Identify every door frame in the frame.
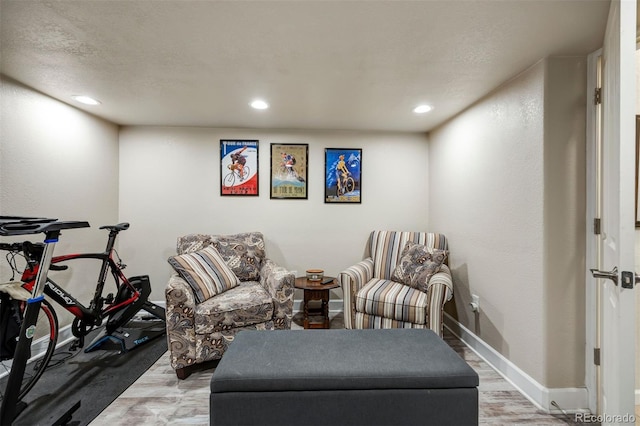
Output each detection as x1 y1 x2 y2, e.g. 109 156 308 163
585 48 602 416
585 0 637 418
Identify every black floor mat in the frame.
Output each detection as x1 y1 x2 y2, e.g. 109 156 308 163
1 319 167 425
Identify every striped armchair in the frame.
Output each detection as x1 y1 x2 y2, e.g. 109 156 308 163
339 231 453 336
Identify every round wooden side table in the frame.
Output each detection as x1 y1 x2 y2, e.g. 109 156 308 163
294 276 339 329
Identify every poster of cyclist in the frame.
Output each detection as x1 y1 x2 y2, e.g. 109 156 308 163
220 139 259 196
270 143 308 199
324 148 361 203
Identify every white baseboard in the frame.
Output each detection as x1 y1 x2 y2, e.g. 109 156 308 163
444 313 589 414
52 323 76 349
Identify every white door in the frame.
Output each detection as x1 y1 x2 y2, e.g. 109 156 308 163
587 0 636 421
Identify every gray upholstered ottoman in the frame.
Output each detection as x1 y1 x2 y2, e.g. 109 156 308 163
210 329 478 426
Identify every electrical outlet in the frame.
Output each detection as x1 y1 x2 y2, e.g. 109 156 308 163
470 294 480 312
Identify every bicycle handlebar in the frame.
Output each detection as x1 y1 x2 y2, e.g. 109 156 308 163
0 240 45 260
0 217 89 236
0 242 24 252
0 241 68 270
0 216 57 235
0 216 57 224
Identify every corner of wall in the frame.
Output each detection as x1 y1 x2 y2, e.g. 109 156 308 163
541 56 588 388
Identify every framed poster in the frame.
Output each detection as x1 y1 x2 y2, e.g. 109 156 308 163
220 140 259 196
270 144 308 199
324 148 361 204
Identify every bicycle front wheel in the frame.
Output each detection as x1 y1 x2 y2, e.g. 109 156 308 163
0 298 58 402
223 172 235 187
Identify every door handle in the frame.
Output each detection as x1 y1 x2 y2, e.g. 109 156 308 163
590 266 618 285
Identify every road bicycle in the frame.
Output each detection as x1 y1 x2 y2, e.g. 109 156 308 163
337 172 355 196
223 164 251 187
0 218 165 422
277 164 305 183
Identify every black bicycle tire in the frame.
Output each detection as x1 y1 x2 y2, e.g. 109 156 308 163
15 299 59 401
345 177 355 193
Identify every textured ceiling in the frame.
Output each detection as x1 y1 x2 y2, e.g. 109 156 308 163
0 0 611 132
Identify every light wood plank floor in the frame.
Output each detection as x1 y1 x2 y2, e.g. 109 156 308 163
91 313 578 425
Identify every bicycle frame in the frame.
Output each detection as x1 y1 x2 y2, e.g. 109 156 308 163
19 233 139 327
20 252 138 325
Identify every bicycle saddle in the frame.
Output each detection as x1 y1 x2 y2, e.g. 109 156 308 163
99 223 130 231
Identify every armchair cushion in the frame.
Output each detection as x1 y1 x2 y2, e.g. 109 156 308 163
168 246 240 303
211 233 265 281
392 242 448 292
355 278 429 324
194 282 274 334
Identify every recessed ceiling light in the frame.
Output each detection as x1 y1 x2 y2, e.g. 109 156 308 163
413 104 433 114
73 95 101 105
250 99 269 110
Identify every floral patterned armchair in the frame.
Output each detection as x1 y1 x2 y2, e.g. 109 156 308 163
165 232 294 379
339 230 453 336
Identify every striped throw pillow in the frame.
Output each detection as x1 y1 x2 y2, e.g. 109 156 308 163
168 246 240 303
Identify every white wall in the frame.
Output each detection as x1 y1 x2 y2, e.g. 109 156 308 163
429 57 587 389
0 76 120 327
429 60 545 380
542 57 587 388
118 127 430 298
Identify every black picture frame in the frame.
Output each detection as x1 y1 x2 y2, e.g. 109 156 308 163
270 143 308 199
324 148 361 204
220 140 259 196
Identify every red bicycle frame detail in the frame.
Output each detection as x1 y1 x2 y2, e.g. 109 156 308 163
19 250 140 323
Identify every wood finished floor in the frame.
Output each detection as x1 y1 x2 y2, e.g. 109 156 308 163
90 313 579 425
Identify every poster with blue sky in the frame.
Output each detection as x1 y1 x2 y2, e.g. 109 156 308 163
324 148 361 203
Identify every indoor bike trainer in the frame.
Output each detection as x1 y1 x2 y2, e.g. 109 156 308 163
84 274 166 353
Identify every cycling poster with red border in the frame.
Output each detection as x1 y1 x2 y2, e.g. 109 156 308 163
324 148 361 203
220 140 259 196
